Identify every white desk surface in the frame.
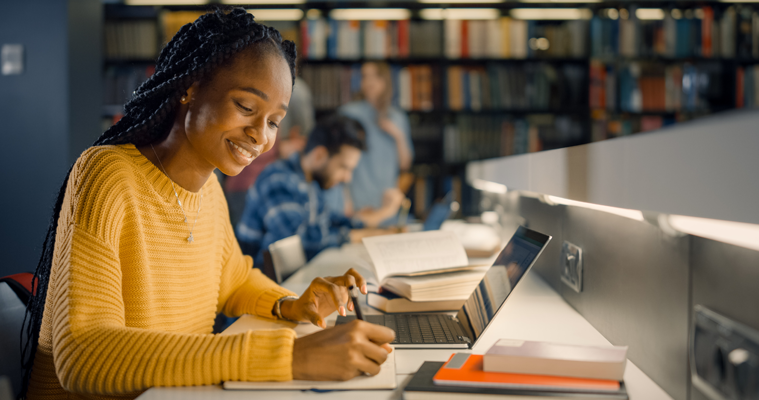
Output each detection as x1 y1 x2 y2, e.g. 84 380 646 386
138 244 672 400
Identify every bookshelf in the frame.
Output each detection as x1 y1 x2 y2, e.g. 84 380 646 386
102 2 759 216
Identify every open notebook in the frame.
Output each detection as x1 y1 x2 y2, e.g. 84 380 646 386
220 315 397 391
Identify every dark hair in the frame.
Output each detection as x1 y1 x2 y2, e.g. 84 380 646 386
304 115 366 156
20 8 296 397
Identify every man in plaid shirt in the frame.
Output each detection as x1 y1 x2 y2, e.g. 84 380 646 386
236 116 367 268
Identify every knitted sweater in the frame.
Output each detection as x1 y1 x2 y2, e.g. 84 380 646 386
27 144 297 400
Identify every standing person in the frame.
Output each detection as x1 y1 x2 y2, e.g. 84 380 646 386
224 76 314 227
21 9 393 400
328 62 412 225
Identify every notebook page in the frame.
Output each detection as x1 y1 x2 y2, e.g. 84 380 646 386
362 231 469 282
223 350 396 390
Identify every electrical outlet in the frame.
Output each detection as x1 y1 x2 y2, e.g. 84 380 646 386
560 241 583 293
692 305 759 400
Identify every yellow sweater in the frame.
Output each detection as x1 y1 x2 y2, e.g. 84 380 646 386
28 144 297 399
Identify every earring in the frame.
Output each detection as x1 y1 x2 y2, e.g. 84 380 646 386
180 96 188 103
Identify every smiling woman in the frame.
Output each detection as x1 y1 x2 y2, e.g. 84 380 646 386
22 8 394 400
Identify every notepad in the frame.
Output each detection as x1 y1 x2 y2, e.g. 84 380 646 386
223 350 396 390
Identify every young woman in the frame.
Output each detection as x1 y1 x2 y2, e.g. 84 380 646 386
326 62 412 226
21 9 393 399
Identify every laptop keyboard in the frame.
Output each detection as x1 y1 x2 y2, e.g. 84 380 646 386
365 314 465 344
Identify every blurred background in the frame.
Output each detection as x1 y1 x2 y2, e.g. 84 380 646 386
1 0 757 276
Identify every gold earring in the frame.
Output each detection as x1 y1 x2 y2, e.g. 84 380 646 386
181 96 187 103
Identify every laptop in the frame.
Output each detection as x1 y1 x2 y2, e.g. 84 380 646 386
422 191 455 231
336 226 552 349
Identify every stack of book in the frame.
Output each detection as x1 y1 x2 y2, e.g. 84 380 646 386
362 231 489 314
590 6 737 59
405 340 629 399
104 19 158 60
445 18 588 59
445 63 586 112
443 114 586 163
589 61 724 113
300 19 442 59
298 17 589 60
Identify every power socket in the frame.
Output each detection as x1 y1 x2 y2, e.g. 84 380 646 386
560 241 583 293
692 305 759 400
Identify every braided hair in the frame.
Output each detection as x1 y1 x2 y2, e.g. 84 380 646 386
20 8 296 397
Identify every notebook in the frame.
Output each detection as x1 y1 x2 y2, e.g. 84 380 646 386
223 350 396 390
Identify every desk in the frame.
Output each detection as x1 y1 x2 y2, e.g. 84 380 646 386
138 244 672 400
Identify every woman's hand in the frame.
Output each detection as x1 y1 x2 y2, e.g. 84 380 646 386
280 268 367 328
292 320 395 381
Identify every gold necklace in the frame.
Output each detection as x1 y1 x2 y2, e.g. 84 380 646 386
150 144 203 243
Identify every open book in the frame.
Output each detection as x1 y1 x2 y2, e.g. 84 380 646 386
362 231 488 302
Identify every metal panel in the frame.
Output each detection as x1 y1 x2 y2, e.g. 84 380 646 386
561 205 690 400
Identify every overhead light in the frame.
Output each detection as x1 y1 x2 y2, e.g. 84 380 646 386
421 8 500 20
545 195 645 221
519 0 601 2
247 9 303 21
329 8 411 20
635 8 665 20
125 0 208 4
472 179 508 194
666 215 759 252
419 0 504 3
510 8 593 20
225 0 305 3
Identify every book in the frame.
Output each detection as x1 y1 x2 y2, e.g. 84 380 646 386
381 266 488 302
435 354 622 393
483 339 628 381
367 290 466 313
404 361 629 400
362 231 475 283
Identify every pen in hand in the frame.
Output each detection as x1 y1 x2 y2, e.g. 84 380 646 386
348 285 364 321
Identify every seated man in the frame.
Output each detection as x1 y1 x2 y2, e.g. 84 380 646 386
237 115 379 267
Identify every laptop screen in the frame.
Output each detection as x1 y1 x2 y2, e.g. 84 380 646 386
456 226 551 344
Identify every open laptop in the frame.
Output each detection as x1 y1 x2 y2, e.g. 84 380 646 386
336 226 551 349
422 191 455 231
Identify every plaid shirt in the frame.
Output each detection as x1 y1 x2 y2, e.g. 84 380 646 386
236 153 357 268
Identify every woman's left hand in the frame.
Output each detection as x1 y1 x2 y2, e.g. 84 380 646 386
280 268 368 328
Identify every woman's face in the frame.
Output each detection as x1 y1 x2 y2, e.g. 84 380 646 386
183 47 292 176
360 63 386 106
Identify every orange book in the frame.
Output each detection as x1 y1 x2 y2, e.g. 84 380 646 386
702 6 713 57
433 354 621 393
461 20 469 59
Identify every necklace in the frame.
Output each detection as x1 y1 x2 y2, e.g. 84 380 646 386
150 144 203 243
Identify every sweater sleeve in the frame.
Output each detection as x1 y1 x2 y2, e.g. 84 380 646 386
217 214 297 319
51 224 297 396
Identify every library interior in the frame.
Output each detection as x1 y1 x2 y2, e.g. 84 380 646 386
1 1 759 400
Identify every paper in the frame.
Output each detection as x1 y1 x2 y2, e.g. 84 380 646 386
362 231 470 282
223 350 396 390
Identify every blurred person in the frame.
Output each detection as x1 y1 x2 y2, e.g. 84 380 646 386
21 10 393 400
224 76 314 226
326 62 412 226
236 115 397 269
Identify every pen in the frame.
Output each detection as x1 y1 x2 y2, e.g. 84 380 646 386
348 285 364 321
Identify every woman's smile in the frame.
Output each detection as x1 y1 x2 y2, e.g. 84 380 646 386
227 138 259 164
